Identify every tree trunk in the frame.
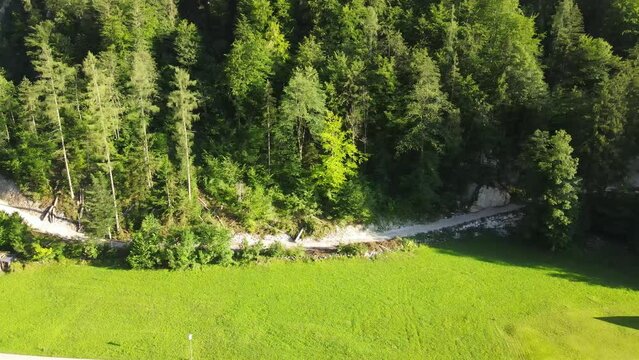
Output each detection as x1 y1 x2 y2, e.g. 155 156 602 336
41 195 59 222
142 120 152 188
138 96 152 189
297 118 304 161
182 112 192 200
105 149 121 233
31 114 38 136
91 75 120 233
267 115 272 170
52 86 75 199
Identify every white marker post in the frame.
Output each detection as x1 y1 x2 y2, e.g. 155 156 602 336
188 333 193 360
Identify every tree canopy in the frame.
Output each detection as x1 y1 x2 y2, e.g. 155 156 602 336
0 0 637 245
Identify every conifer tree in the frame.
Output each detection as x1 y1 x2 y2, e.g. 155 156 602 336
262 81 276 170
128 46 159 188
175 20 201 69
398 48 460 156
168 67 199 201
521 130 580 250
83 52 122 233
0 71 15 145
277 66 326 165
26 21 76 199
17 78 41 136
84 173 116 239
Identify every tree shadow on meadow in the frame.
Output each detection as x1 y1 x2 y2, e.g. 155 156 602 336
595 316 639 331
422 230 639 291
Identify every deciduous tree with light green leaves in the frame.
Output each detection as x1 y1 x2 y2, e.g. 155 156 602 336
312 112 364 201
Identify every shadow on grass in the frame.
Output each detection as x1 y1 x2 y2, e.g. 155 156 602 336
596 317 639 331
422 230 639 291
88 258 129 270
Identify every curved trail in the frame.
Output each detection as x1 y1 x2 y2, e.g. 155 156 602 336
0 201 84 239
0 173 522 247
0 199 521 248
232 204 524 249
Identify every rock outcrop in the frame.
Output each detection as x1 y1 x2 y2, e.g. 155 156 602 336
470 186 511 212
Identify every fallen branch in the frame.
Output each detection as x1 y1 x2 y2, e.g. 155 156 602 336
40 195 59 223
198 196 211 211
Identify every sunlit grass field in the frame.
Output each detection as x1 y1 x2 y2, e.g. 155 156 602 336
1 231 638 359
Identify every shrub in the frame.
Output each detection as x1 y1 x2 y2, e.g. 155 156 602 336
330 178 374 222
261 242 307 260
164 228 197 270
200 156 244 208
241 182 278 232
48 240 67 260
336 242 368 257
0 212 7 250
284 245 306 260
127 215 164 269
261 241 287 258
0 213 33 256
400 238 418 252
30 243 55 262
192 223 233 265
234 240 263 264
81 241 100 260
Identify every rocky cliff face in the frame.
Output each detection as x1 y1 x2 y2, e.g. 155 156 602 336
0 173 39 209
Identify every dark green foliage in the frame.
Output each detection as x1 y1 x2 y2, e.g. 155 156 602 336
127 215 163 269
0 212 32 254
192 223 233 265
164 227 197 270
234 240 263 264
521 130 581 250
336 242 368 257
127 218 232 269
261 241 306 259
64 240 101 261
261 241 287 258
0 0 637 248
83 173 116 239
200 156 279 231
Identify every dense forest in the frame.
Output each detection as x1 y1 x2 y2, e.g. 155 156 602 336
0 0 638 249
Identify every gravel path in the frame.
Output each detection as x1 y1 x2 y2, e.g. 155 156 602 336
233 204 524 249
0 194 521 248
0 202 84 240
0 172 522 247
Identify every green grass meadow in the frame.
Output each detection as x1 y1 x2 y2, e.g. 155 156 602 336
1 232 639 359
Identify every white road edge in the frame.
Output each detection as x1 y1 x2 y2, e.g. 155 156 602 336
0 354 91 360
